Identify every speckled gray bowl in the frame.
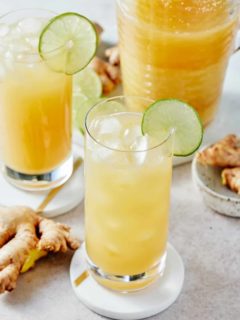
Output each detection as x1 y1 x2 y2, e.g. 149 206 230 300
192 152 240 218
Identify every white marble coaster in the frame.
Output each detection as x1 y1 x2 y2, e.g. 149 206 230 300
0 139 84 218
70 243 184 320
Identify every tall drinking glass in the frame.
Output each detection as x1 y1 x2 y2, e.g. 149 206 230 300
0 9 72 191
117 0 239 126
85 96 174 292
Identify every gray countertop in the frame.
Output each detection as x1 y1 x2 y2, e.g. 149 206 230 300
0 0 240 319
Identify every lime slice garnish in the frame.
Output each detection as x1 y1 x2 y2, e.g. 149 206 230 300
39 12 97 75
142 99 203 156
73 93 89 134
73 94 101 134
73 68 102 99
72 68 102 134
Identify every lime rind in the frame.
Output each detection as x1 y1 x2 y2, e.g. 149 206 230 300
73 68 102 99
39 12 98 75
73 94 101 134
72 67 103 134
73 94 103 134
142 99 203 157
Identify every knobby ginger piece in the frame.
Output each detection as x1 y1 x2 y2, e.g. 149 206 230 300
38 218 79 253
197 135 240 168
105 46 120 66
90 25 121 95
99 73 115 94
91 56 121 95
90 57 115 94
222 167 240 194
0 207 38 293
0 206 80 293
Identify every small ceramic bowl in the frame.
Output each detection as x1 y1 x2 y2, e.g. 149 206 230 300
192 150 240 218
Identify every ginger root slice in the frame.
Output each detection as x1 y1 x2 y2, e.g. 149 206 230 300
222 167 240 194
197 134 240 168
0 206 80 293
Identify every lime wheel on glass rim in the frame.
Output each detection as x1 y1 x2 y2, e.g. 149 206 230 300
142 99 203 157
38 12 98 75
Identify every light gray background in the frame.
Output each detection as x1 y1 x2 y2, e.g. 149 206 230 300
0 1 240 319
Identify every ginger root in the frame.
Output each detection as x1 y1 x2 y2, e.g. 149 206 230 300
197 134 240 168
0 206 79 293
222 167 240 194
105 46 120 66
198 135 240 195
91 21 121 95
91 46 121 95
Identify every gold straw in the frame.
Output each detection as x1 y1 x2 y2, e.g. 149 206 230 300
36 157 83 213
74 270 89 287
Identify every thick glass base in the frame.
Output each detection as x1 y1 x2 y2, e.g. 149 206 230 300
86 252 167 293
3 154 73 191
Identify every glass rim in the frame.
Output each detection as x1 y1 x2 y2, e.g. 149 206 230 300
85 96 175 153
0 8 65 61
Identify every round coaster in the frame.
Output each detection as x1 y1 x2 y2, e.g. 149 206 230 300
0 138 84 218
70 243 184 320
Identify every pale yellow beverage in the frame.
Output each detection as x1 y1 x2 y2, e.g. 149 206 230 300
118 0 239 125
85 97 173 291
0 10 72 190
0 63 72 175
